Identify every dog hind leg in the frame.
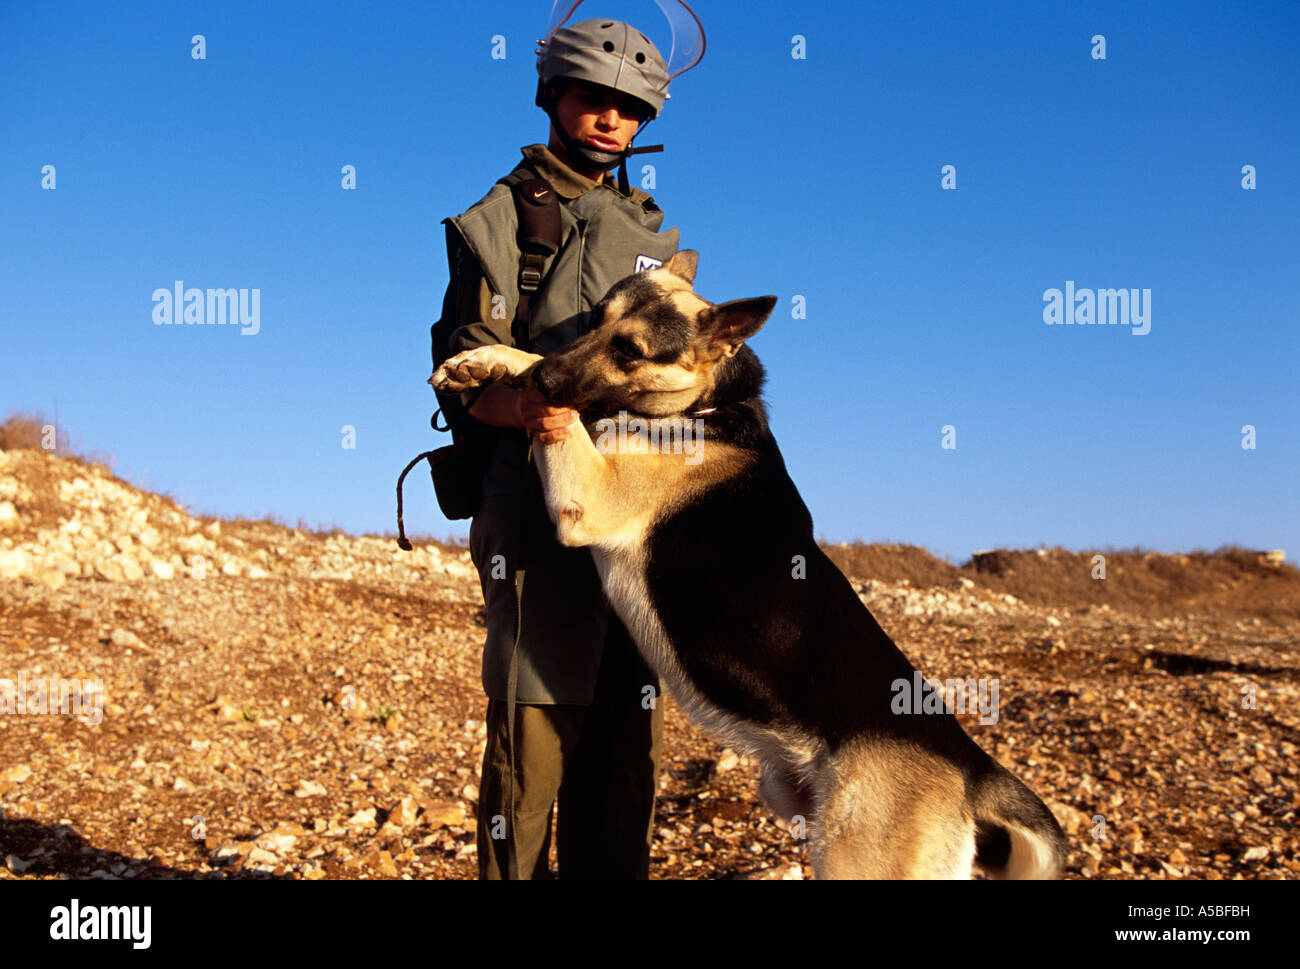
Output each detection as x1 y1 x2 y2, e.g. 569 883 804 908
809 739 976 880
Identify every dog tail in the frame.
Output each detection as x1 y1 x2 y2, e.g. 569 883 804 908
970 766 1068 879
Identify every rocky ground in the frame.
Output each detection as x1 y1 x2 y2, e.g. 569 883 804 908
0 445 1297 880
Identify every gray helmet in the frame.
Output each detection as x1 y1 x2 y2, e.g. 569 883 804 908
536 19 670 121
534 3 705 180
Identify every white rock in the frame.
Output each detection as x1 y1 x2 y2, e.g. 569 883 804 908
246 847 278 866
0 765 32 784
0 548 33 580
94 558 125 582
35 567 66 591
177 534 214 554
0 501 18 529
110 628 143 648
150 560 175 580
257 832 297 854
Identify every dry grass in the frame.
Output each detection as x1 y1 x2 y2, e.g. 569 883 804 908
0 412 55 451
0 410 118 471
294 517 348 538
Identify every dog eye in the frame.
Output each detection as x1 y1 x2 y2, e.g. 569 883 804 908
611 336 642 361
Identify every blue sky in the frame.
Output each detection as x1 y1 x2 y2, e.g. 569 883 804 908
2 0 1296 564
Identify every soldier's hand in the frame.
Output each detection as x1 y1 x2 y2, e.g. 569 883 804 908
516 388 578 444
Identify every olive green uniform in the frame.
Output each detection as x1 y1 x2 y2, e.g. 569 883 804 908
433 144 678 878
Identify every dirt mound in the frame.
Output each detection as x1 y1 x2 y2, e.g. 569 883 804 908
964 547 1300 621
822 542 1300 622
822 542 965 589
0 447 471 589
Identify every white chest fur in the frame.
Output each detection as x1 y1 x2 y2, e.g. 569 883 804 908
594 547 821 781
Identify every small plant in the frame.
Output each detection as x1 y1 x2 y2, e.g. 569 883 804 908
373 706 396 726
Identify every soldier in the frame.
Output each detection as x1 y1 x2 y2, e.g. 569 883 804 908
430 10 704 878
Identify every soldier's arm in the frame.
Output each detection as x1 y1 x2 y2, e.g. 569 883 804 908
444 256 575 439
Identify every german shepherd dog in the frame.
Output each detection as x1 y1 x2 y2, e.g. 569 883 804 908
432 251 1068 879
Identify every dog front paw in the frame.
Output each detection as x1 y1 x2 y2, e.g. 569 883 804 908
430 346 541 393
430 350 502 393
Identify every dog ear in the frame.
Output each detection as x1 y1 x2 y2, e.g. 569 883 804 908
662 250 698 285
702 296 777 356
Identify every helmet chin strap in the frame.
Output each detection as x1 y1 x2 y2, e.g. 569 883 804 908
617 118 660 194
545 99 660 193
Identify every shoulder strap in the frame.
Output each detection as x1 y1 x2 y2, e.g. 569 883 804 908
503 170 561 345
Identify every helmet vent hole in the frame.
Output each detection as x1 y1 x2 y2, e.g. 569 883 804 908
635 52 645 63
602 40 615 52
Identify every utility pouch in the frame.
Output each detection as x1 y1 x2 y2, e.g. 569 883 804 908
427 434 490 522
395 411 491 547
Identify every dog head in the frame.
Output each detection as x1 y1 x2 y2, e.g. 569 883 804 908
533 250 777 416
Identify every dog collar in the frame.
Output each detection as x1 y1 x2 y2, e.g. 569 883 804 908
690 396 753 418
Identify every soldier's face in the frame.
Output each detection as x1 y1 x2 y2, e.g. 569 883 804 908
554 81 645 156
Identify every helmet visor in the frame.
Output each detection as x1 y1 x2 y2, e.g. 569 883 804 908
542 0 706 80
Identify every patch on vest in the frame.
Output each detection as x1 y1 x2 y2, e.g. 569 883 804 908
635 254 663 273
